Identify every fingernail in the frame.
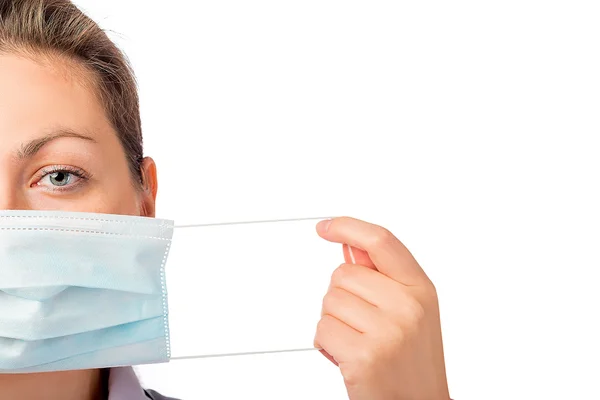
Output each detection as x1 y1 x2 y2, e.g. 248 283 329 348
317 218 332 232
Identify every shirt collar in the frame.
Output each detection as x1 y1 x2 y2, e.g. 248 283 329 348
107 367 148 400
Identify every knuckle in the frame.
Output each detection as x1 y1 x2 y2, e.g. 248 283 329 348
390 326 407 345
423 283 440 307
354 345 378 369
373 319 405 345
316 315 329 333
369 227 395 249
411 279 439 306
342 365 364 387
386 293 428 331
321 291 337 312
403 298 427 327
342 342 392 386
317 315 331 334
429 281 440 300
322 288 348 314
425 279 437 295
330 263 352 286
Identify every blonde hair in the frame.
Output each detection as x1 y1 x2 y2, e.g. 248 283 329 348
0 0 144 184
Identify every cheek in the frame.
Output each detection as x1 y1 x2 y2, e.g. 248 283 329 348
27 182 142 216
83 184 143 216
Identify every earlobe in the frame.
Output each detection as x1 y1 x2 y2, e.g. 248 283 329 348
139 157 158 217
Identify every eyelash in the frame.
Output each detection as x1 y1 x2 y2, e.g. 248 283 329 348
33 165 91 192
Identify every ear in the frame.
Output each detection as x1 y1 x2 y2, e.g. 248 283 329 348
139 157 158 217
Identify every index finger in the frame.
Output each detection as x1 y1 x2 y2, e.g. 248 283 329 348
316 216 428 286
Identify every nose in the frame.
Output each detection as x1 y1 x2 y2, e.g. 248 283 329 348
0 175 28 211
0 193 26 210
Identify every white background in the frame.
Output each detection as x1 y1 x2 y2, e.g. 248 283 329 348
74 1 600 399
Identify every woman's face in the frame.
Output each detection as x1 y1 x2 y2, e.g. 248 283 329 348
0 53 156 215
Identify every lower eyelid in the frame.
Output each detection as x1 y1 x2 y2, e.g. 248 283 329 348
37 179 83 192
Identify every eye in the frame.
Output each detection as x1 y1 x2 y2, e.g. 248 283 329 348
47 171 74 187
33 166 90 191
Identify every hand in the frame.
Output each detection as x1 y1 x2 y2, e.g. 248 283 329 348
314 217 450 400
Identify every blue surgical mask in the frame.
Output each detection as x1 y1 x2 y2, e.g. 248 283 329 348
0 210 173 373
0 210 336 374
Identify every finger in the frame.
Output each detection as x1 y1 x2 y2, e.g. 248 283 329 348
344 244 375 269
317 217 427 286
321 287 384 333
318 349 338 366
329 263 405 311
314 314 363 365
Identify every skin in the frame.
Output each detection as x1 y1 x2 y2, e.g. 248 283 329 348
0 52 450 400
0 53 156 400
315 220 451 400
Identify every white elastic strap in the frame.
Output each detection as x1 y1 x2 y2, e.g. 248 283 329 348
347 244 356 264
174 216 335 229
170 347 320 361
169 216 334 359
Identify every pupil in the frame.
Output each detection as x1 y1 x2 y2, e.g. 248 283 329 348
50 172 69 186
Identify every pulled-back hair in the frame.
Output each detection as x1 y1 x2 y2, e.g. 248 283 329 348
0 0 144 184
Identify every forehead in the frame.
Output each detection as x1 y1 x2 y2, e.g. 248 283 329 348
0 53 112 147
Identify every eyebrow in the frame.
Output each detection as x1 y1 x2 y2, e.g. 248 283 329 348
16 129 97 160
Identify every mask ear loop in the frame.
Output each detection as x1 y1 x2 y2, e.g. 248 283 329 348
173 216 335 229
168 216 338 361
345 244 356 265
170 347 319 361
